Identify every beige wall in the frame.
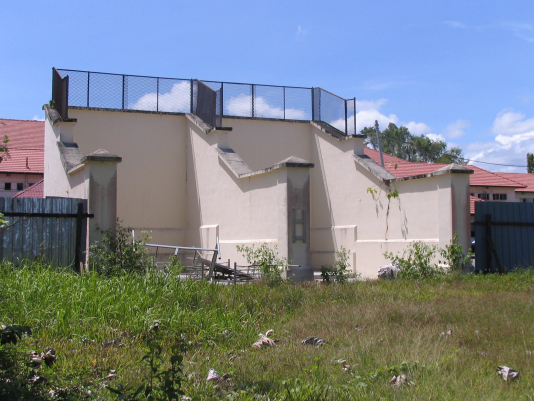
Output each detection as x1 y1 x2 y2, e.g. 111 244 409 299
224 118 313 171
185 120 282 264
66 109 188 245
308 124 470 277
45 109 471 278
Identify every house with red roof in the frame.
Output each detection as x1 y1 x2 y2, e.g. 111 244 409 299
494 173 534 203
0 119 44 198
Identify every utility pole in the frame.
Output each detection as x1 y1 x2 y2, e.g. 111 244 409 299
375 120 385 168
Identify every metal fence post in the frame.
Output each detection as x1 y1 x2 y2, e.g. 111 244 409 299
353 98 357 135
156 78 159 112
87 72 90 107
344 100 348 135
75 202 83 273
283 87 286 120
190 79 194 113
221 83 224 118
251 84 255 117
122 75 125 110
311 88 315 121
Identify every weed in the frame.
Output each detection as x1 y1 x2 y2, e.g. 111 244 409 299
440 233 473 271
385 232 472 279
384 241 445 279
107 334 185 400
88 219 153 275
320 246 353 283
236 243 287 280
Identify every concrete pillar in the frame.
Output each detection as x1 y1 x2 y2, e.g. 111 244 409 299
435 164 473 252
80 150 122 255
277 161 314 282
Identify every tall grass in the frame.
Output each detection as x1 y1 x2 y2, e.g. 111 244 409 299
1 261 534 400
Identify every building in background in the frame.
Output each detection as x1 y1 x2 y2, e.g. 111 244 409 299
0 119 44 198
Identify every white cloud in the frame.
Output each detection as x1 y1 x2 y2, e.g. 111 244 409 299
356 108 398 133
226 94 306 120
502 22 534 43
354 98 430 136
296 26 309 41
356 99 388 111
132 81 190 112
32 115 44 121
463 109 534 172
444 119 470 139
425 133 446 142
492 110 534 135
443 20 467 29
404 121 431 136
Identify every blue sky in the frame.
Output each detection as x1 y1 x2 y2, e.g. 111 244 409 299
2 0 534 172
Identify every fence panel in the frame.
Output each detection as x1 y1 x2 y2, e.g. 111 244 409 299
474 202 534 273
55 68 358 133
0 197 89 269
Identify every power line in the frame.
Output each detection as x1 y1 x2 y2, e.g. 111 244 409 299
465 159 528 168
365 130 529 169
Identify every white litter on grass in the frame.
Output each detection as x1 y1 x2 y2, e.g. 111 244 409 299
301 337 327 347
389 374 415 387
332 359 351 372
441 329 452 337
497 366 519 381
378 264 399 279
252 330 277 349
105 370 118 379
206 368 220 382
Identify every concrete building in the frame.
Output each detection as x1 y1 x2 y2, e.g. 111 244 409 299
43 69 472 278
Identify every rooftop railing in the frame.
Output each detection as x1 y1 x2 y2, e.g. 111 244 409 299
53 68 357 136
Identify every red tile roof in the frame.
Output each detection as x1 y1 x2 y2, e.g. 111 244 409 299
13 179 44 198
468 165 524 188
0 119 44 174
363 147 523 188
496 173 534 193
364 148 447 178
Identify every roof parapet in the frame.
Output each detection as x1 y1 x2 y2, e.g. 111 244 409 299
218 148 313 179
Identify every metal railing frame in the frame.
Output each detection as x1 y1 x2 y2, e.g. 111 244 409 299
145 243 219 281
54 68 357 135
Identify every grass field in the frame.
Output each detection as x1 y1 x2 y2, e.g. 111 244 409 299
1 263 533 400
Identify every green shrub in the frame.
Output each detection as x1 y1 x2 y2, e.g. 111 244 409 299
384 233 472 279
384 241 445 279
236 243 287 279
440 233 472 271
321 246 352 283
88 219 153 275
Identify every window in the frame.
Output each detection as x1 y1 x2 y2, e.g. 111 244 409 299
4 183 11 190
16 183 23 191
492 194 507 200
29 183 35 187
477 193 489 200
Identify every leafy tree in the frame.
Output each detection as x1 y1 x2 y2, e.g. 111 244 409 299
362 123 466 164
528 153 534 173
